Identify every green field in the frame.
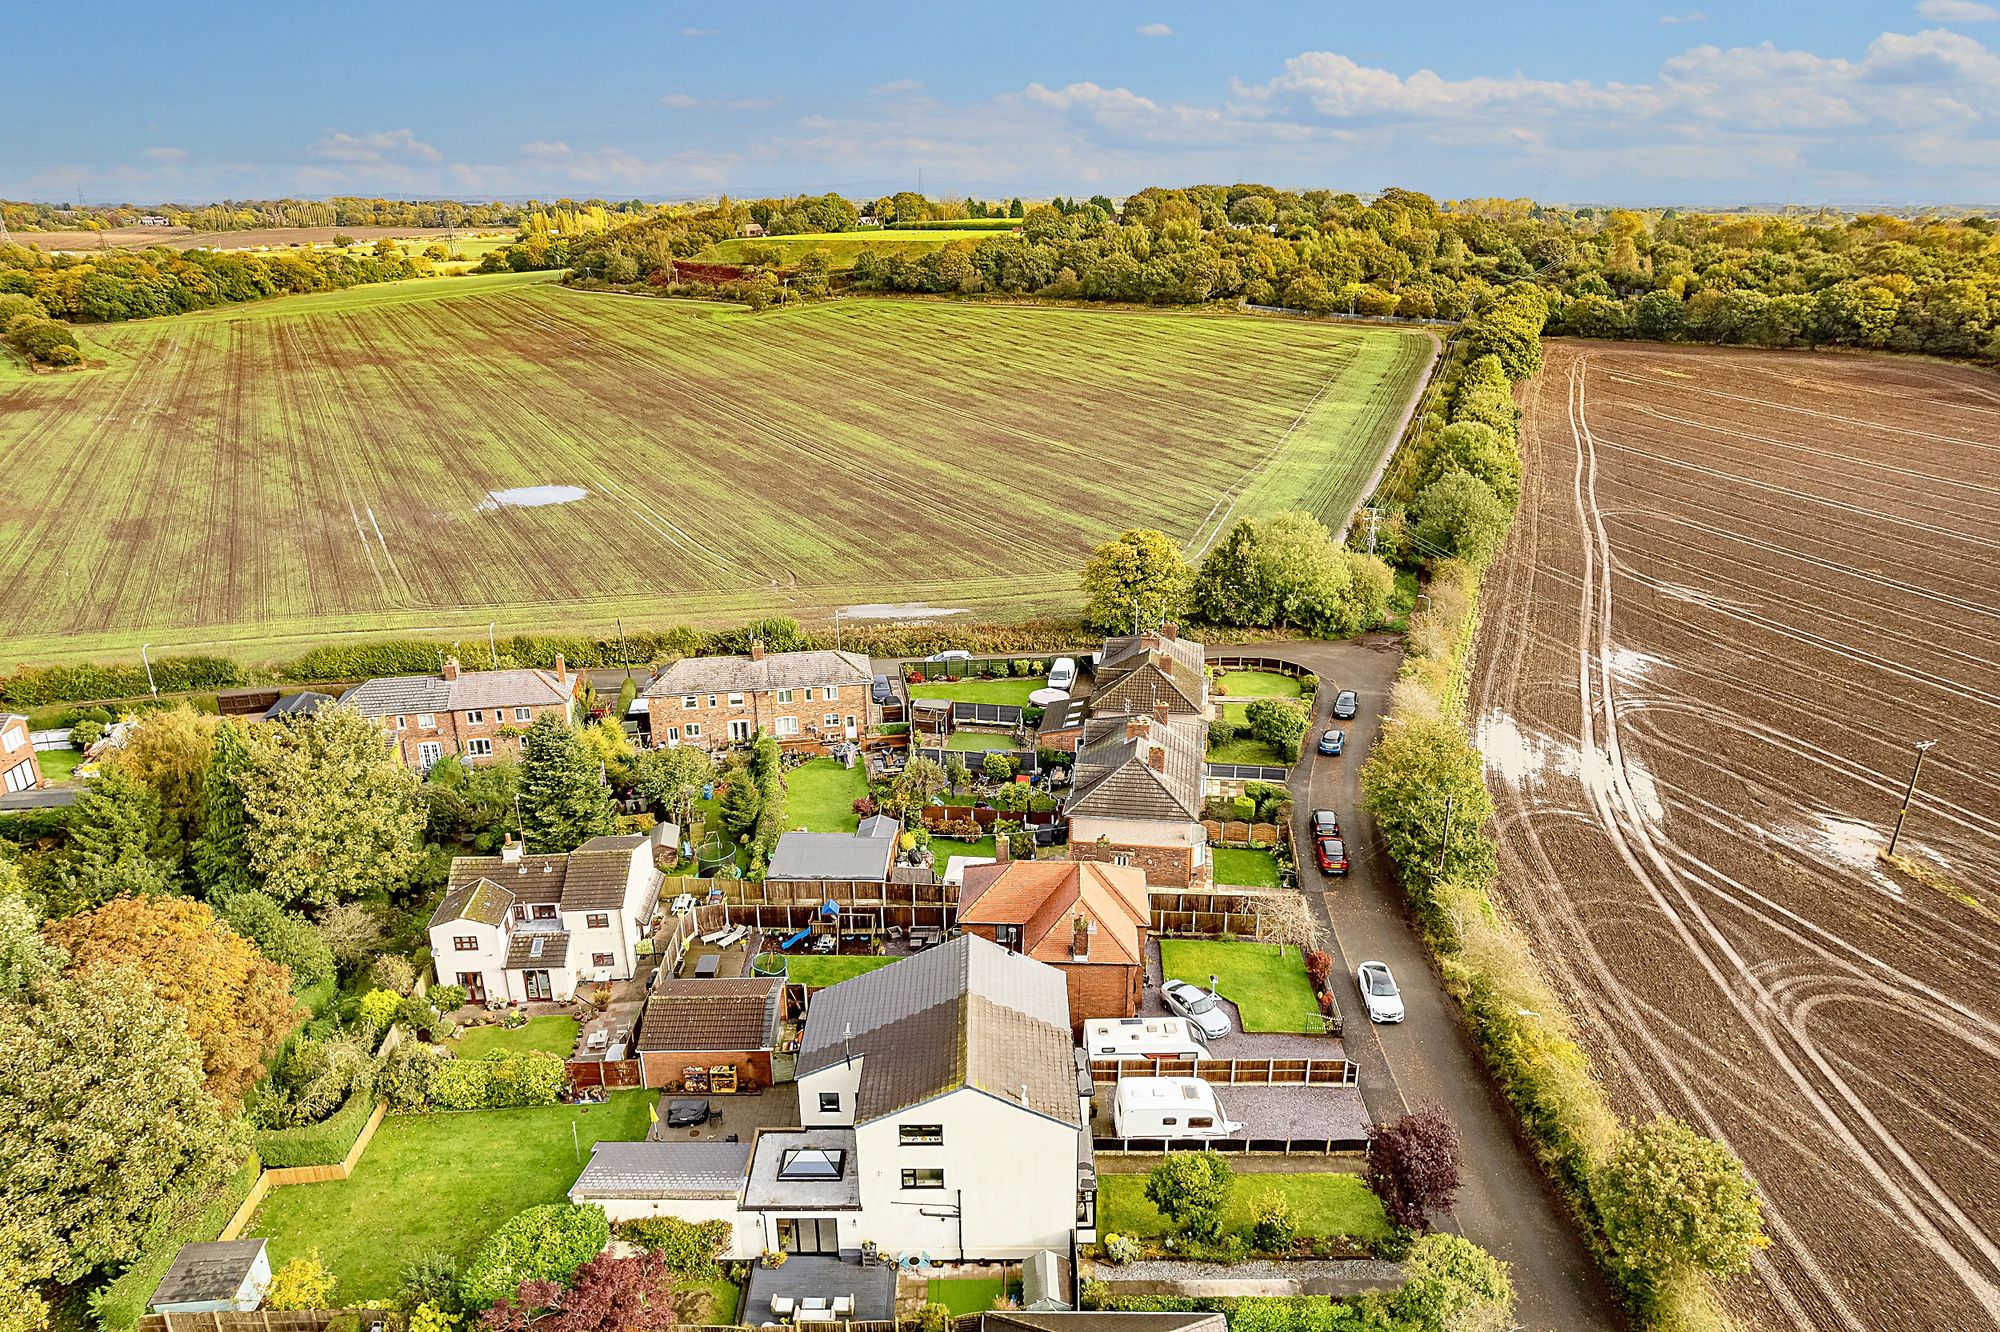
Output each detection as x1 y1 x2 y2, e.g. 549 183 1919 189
0 274 1431 663
700 229 1011 270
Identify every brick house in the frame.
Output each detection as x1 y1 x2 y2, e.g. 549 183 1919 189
640 643 874 751
1092 625 1208 718
1 715 42 795
342 656 579 770
957 857 1151 1024
634 978 783 1090
1065 707 1210 889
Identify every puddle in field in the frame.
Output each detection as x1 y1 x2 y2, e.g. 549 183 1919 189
1766 812 1901 896
1609 647 1670 681
475 485 589 512
839 603 970 620
1477 708 1667 825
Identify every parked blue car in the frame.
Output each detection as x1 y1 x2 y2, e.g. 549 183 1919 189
1317 728 1345 756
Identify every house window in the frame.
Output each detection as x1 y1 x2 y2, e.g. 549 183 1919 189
1 728 19 753
685 724 701 739
774 716 798 737
3 762 33 794
417 713 435 729
995 924 1022 953
728 692 744 707
901 1168 946 1190
777 689 794 704
682 695 699 710
899 1124 944 1146
1112 852 1132 867
514 706 532 722
394 716 407 730
728 719 754 741
465 738 494 758
532 904 558 920
465 709 485 725
586 912 610 929
822 713 839 728
592 952 615 967
707 695 718 707
818 1092 841 1114
453 936 479 951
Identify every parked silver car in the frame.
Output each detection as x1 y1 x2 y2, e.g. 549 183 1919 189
1160 979 1233 1040
1356 961 1405 1023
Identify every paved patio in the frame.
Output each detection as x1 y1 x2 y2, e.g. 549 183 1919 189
1089 1080 1370 1151
740 1256 896 1325
645 1082 799 1143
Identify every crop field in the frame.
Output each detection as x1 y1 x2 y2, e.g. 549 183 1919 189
0 274 1432 663
698 228 1017 270
1472 341 2000 1332
16 224 511 254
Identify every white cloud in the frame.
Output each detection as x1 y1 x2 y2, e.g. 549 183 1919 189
681 26 717 36
1659 11 1707 24
144 146 187 161
1915 0 1998 20
873 78 926 95
659 92 699 108
1137 22 1173 37
308 128 440 164
519 141 572 159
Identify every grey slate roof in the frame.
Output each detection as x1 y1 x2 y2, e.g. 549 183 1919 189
643 649 872 698
341 667 568 719
1067 714 1206 822
446 844 650 913
577 833 649 852
450 853 569 905
1098 631 1206 681
505 929 570 968
151 1240 266 1307
984 1316 1224 1332
562 849 640 910
768 827 898 882
265 691 334 719
638 979 783 1052
429 876 516 929
796 934 1079 1125
570 1140 752 1200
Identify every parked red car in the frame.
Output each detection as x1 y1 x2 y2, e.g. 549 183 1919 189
1315 836 1349 876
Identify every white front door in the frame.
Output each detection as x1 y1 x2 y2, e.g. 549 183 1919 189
728 718 754 742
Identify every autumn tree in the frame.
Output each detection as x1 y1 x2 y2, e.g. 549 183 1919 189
0 969 241 1290
47 896 302 1107
1367 1103 1464 1231
106 705 219 852
262 1251 339 1309
518 714 614 853
481 1250 696 1332
1079 528 1193 634
238 704 424 909
1594 1114 1766 1291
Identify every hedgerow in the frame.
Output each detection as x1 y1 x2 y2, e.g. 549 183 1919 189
251 1089 376 1167
428 1051 569 1110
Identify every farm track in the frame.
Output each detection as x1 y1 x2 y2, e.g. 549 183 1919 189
0 278 1431 659
1472 341 2000 1331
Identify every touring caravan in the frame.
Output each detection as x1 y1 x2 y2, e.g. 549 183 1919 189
1110 1077 1243 1139
1083 1017 1210 1063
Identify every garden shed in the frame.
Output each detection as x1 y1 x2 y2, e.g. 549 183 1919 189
148 1240 271 1314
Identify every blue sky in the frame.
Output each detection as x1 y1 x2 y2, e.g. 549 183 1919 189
9 0 2000 205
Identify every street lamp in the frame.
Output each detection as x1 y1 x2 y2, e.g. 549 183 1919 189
141 643 158 697
1886 740 1938 857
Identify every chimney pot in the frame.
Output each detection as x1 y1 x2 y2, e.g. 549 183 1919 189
500 836 523 865
554 652 568 685
1125 715 1146 741
1161 622 1178 640
1148 743 1167 773
442 656 461 682
750 639 766 662
1153 702 1171 725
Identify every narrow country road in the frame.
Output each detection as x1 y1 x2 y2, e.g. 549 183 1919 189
1216 637 1623 1332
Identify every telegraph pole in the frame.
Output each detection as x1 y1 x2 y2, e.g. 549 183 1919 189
1363 506 1381 556
1886 740 1938 857
1435 795 1456 878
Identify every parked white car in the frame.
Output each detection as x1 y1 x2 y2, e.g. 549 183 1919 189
1047 656 1077 692
925 649 973 664
1160 979 1233 1040
1356 961 1405 1023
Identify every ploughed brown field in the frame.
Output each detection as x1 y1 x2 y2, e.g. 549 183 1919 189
1473 340 2000 1331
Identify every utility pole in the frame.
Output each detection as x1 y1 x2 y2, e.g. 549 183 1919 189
489 621 498 670
1363 506 1381 556
1886 740 1938 857
1436 795 1456 878
833 610 843 653
617 618 632 682
141 643 158 697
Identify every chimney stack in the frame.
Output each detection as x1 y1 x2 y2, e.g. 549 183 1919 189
1124 715 1148 741
1161 622 1178 641
1148 742 1167 773
1071 913 1091 960
500 835 523 865
994 832 1011 864
1153 702 1171 726
442 656 461 682
750 639 766 662
553 653 568 685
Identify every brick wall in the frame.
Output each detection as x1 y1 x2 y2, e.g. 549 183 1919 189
1059 960 1142 1024
651 682 873 750
387 701 570 768
639 1048 774 1092
1069 838 1205 890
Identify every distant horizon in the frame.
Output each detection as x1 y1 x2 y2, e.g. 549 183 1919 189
11 1 2000 205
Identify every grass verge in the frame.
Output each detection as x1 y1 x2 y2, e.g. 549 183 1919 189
449 1015 580 1059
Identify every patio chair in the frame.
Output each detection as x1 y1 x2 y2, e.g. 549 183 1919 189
831 1295 854 1317
769 1296 795 1319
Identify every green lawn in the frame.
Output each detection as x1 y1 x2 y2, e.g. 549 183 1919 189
697 1277 741 1323
35 748 82 783
927 1276 1008 1315
908 677 1042 707
1159 940 1322 1034
944 730 1021 753
1216 670 1304 726
448 1014 579 1058
1207 736 1288 765
1211 847 1281 888
1098 1172 1391 1246
782 954 899 987
929 835 997 863
784 757 869 832
244 1092 653 1300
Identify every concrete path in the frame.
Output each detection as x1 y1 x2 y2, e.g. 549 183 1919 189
1215 638 1624 1331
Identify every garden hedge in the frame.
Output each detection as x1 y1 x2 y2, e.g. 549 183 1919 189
430 1050 569 1110
251 1089 377 1168
460 1204 610 1308
613 1216 733 1276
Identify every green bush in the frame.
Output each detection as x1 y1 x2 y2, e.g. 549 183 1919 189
614 1216 732 1276
428 983 468 1013
1250 1189 1298 1252
1243 696 1308 763
252 1090 376 1167
430 1051 569 1110
459 1204 610 1308
378 1041 443 1109
1231 794 1256 822
0 655 247 708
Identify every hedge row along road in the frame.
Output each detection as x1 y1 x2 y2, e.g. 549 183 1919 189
1473 340 2000 1332
0 272 1433 664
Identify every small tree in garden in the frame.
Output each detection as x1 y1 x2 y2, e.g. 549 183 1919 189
1249 1190 1296 1252
631 745 712 827
262 1250 338 1309
944 754 971 792
481 1250 695 1332
1367 1104 1463 1231
1387 1233 1515 1332
890 756 948 815
1243 697 1308 763
1259 893 1319 956
1143 1151 1234 1239
982 751 1017 783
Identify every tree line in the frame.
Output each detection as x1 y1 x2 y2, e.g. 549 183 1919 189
0 196 640 235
